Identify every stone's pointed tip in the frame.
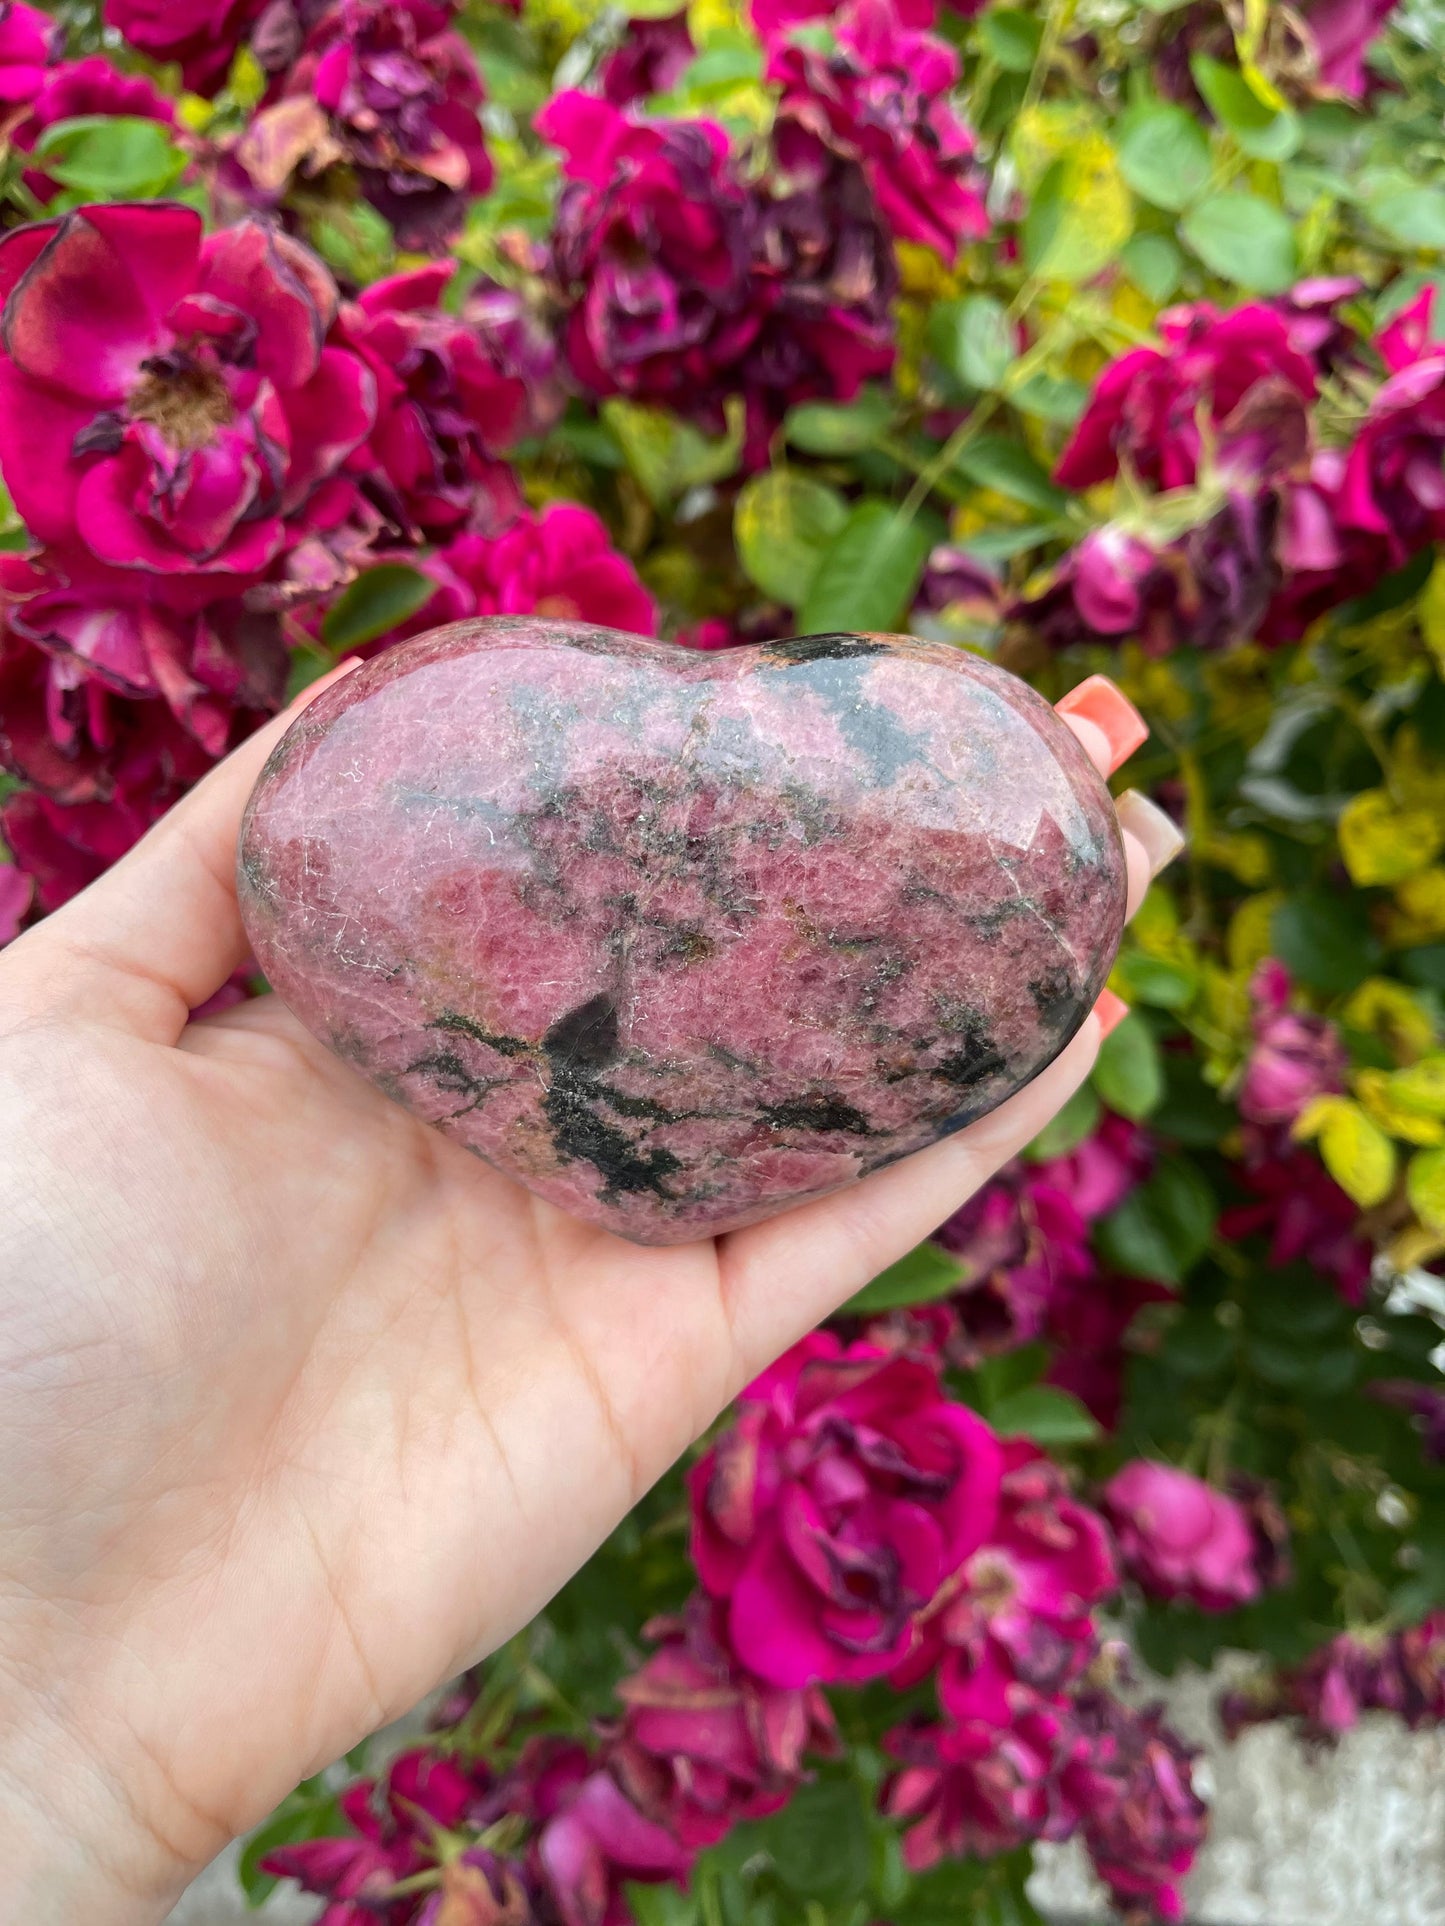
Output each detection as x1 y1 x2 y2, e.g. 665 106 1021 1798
1055 675 1149 771
1095 989 1130 1039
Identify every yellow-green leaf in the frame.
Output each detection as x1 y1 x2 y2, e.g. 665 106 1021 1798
1389 1056 1445 1119
1407 1146 1445 1232
1300 1097 1397 1207
1354 1070 1445 1147
733 471 848 607
1338 788 1444 887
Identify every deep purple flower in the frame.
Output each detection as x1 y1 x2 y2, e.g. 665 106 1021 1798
768 0 987 262
1074 1694 1208 1923
1370 1380 1445 1462
599 12 695 106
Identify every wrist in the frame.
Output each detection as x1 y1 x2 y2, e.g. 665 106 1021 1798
1 1655 195 1926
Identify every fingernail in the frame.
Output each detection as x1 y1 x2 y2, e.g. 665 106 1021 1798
1056 675 1148 768
1095 988 1130 1039
1116 789 1186 878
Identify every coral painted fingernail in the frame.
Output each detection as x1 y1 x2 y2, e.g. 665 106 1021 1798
1056 675 1149 770
1095 988 1130 1038
1116 789 1186 878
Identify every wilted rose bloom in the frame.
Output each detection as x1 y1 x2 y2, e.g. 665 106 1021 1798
338 263 541 540
599 12 695 106
1337 360 1445 567
1220 1145 1373 1304
1056 302 1317 493
690 1331 1004 1687
1275 274 1366 373
746 117 897 444
540 92 761 411
882 1699 1098 1866
12 55 176 203
1238 959 1347 1127
614 1595 836 1848
768 0 987 262
414 1851 535 1926
1300 0 1398 97
104 0 263 95
893 1442 1117 1718
422 505 657 637
0 206 375 602
1102 1461 1261 1613
520 1741 690 1926
260 1748 488 1909
462 279 564 442
259 0 492 251
1074 1694 1207 1924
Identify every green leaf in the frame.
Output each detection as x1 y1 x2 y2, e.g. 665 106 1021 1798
990 1383 1102 1444
35 116 188 198
625 1887 702 1926
799 500 932 633
601 396 743 508
844 1241 965 1314
1368 186 1445 249
1023 141 1134 284
321 563 436 652
1272 888 1383 995
784 388 893 454
1161 1307 1235 1379
1191 56 1300 159
733 471 848 606
1097 1156 1216 1284
1408 1145 1445 1230
930 293 1015 392
978 5 1041 70
1180 192 1297 292
768 1780 872 1902
1025 1080 1102 1160
1009 370 1089 424
1092 1012 1165 1120
954 435 1069 511
1117 102 1212 211
1121 231 1183 302
1113 951 1198 1010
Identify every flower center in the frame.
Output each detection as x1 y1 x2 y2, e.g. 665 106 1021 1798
129 356 234 452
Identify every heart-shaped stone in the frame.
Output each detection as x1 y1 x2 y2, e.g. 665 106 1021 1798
238 620 1126 1244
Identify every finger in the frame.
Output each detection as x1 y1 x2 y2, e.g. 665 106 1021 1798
1117 788 1185 920
1054 674 1148 777
1 661 360 1043
716 1007 1105 1386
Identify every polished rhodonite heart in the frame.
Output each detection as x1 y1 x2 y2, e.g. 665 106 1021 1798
238 619 1127 1244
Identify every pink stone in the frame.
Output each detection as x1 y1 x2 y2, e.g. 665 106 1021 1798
238 621 1126 1244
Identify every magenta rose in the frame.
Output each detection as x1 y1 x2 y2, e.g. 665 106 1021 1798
0 2 60 105
768 0 987 261
0 205 376 601
2 743 203 911
1102 1461 1260 1612
614 1596 836 1849
1238 959 1347 1127
278 0 493 251
422 506 657 638
1056 301 1318 492
104 0 264 95
599 12 695 106
1300 0 1397 97
0 860 30 945
338 263 540 540
1220 1146 1373 1304
521 1741 690 1926
540 92 761 411
689 1332 1004 1687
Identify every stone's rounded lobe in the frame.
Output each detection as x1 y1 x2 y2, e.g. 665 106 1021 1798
238 619 1127 1244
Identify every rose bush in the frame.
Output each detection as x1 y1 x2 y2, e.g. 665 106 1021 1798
3 1 1445 1921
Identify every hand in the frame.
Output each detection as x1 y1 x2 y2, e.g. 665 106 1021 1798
0 666 1177 1924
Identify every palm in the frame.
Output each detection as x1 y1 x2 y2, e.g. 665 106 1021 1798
0 667 1151 1911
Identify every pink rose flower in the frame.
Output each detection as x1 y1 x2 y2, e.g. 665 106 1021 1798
2 769 185 911
1238 958 1347 1127
1056 301 1318 493
614 1595 837 1849
104 0 264 96
0 206 376 601
0 2 61 105
338 263 542 540
422 506 657 638
1102 1461 1260 1612
523 1742 691 1926
768 0 987 262
689 1332 1004 1687
1300 0 1398 97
